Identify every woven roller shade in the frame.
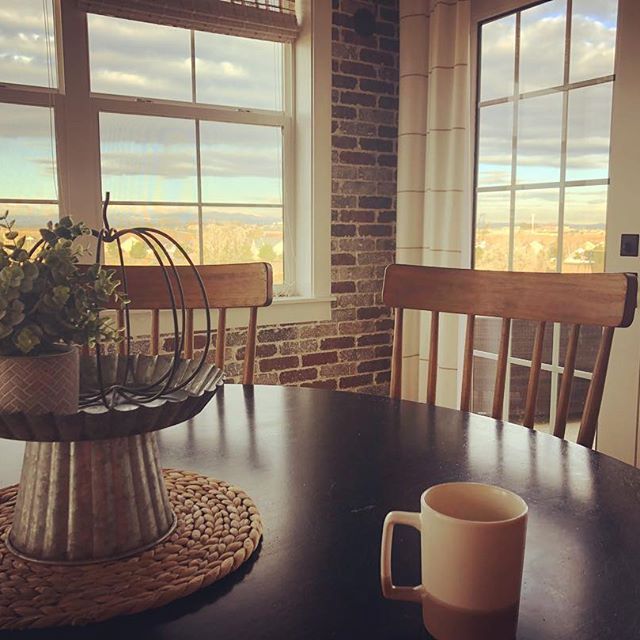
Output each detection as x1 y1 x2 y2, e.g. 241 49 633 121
79 0 298 42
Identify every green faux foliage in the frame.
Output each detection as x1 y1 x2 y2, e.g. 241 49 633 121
0 213 126 356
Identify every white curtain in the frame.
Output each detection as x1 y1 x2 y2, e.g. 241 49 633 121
396 0 472 404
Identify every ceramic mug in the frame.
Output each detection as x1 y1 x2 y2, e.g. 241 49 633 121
380 482 528 640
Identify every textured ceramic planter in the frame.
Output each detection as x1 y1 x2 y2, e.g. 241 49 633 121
0 347 79 415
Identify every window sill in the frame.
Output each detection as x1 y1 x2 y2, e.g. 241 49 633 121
125 295 335 340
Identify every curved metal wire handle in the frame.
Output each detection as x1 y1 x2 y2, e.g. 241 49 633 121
79 193 212 409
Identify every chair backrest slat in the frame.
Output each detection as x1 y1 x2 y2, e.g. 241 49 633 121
243 307 259 385
460 314 475 412
577 326 615 447
382 264 637 447
95 262 272 384
492 317 511 420
427 311 439 406
390 307 404 399
523 321 546 429
553 324 580 439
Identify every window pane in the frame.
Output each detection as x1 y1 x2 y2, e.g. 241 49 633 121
477 103 513 187
88 15 191 102
0 103 57 199
555 373 589 442
0 0 57 87
560 324 601 372
472 356 497 416
195 33 283 110
570 0 618 83
101 205 198 266
511 319 553 363
6 203 58 251
100 113 197 203
513 188 559 272
519 0 566 94
200 123 282 205
202 206 284 283
566 83 613 181
475 191 511 271
479 15 515 102
562 185 607 273
509 365 551 427
475 317 503 354
516 93 563 184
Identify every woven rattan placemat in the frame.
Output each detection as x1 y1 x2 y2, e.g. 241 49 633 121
0 469 263 630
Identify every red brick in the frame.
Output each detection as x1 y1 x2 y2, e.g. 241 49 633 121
331 252 357 266
357 332 391 346
340 60 377 78
358 224 393 237
332 223 357 237
339 374 374 389
300 323 339 339
340 91 377 107
332 281 356 294
332 134 357 149
357 358 390 373
358 306 387 320
303 379 338 390
260 355 300 372
320 336 355 350
332 73 357 89
279 368 318 384
258 327 298 343
359 196 393 209
359 79 396 95
302 351 338 366
360 138 394 153
376 319 395 331
339 151 377 165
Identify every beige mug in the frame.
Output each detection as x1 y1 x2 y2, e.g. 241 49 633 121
380 482 528 640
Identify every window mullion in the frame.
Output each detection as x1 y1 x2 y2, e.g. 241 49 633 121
282 42 295 292
507 11 521 273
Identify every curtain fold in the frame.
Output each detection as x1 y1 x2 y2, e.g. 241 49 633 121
78 0 299 42
396 0 471 404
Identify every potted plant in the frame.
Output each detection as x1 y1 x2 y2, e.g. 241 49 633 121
0 213 124 415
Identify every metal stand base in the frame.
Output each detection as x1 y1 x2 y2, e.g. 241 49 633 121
8 432 175 564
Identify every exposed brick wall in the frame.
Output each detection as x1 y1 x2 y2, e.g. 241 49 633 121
151 0 399 395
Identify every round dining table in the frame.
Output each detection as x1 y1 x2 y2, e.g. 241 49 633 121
1 384 639 639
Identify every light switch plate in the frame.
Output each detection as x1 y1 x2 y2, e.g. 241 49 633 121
620 234 639 257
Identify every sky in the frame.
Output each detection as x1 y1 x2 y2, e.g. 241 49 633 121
476 0 618 227
0 0 619 228
0 1 284 218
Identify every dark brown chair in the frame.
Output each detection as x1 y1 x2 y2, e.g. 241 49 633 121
104 262 273 384
382 264 637 448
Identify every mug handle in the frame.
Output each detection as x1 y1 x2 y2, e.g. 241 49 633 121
380 511 422 603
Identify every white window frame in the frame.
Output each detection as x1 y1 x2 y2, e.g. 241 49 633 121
469 0 618 433
0 0 332 328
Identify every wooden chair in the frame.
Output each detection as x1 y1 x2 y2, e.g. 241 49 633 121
102 262 273 384
382 264 637 448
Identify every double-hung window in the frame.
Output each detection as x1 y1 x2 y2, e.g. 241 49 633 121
0 0 331 311
89 15 289 286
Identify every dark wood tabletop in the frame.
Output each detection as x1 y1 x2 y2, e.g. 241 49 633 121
1 384 640 639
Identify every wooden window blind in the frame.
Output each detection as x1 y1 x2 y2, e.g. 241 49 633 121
78 0 298 42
